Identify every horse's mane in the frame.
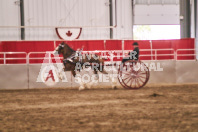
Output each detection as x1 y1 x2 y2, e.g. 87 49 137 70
64 43 76 52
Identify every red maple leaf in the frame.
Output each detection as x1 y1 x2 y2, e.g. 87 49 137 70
66 30 72 37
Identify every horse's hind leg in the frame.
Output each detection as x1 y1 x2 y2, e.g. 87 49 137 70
86 70 99 89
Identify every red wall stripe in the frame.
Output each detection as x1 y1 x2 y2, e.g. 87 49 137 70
0 39 195 64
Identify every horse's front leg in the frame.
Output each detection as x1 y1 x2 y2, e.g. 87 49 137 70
71 70 76 77
72 69 86 91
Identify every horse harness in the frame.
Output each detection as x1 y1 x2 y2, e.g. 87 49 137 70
63 48 83 65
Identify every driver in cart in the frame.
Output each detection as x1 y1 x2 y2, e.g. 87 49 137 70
121 42 139 64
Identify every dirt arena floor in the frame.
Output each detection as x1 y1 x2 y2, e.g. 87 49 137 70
0 85 198 132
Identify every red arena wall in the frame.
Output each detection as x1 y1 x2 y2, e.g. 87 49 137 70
0 38 195 64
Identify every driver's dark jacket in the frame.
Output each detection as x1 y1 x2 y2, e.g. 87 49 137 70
128 47 139 60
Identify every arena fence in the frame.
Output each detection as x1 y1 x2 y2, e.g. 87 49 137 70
0 50 198 89
0 48 197 64
0 39 198 89
0 52 27 64
0 38 195 62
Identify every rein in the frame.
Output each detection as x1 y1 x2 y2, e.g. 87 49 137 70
63 48 83 64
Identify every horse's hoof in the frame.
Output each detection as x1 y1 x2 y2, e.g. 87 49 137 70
86 83 92 89
112 85 117 90
79 86 85 91
86 85 91 89
58 75 64 80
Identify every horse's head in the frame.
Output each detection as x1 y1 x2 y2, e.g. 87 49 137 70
53 42 75 58
53 42 65 55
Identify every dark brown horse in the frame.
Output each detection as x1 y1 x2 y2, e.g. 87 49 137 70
53 42 116 90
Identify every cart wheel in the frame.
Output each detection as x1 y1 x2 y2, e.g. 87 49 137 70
118 60 150 89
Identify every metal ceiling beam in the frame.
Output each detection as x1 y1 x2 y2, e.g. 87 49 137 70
109 0 113 39
180 0 191 38
20 0 25 40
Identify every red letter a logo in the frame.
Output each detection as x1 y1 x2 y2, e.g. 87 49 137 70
45 70 55 82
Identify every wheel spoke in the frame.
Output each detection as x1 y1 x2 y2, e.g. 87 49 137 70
122 72 131 75
139 75 146 79
135 79 138 87
134 79 137 88
139 72 147 75
130 78 135 87
123 76 131 82
137 79 141 87
125 76 133 84
138 77 145 84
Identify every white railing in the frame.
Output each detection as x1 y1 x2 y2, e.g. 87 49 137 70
82 49 175 61
0 52 27 64
176 49 198 60
0 48 197 64
27 52 63 64
123 49 175 60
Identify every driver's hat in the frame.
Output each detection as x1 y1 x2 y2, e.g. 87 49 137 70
132 42 139 46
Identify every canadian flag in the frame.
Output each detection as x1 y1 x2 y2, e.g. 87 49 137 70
66 30 72 37
56 28 82 40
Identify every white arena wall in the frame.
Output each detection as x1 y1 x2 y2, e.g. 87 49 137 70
0 0 182 40
1 60 198 90
0 64 28 89
144 60 176 84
